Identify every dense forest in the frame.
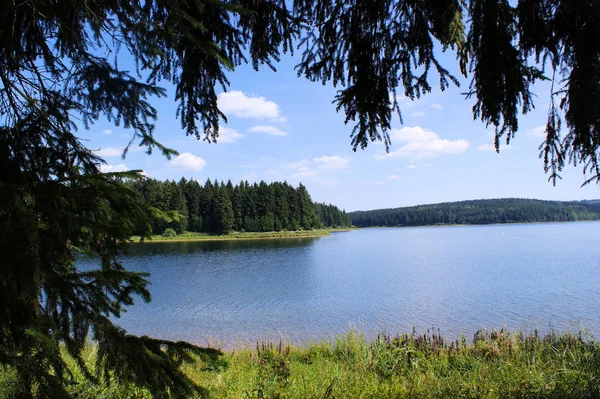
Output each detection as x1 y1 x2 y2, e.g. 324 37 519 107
129 178 352 234
348 198 600 227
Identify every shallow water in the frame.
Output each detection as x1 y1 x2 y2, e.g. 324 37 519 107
77 222 600 348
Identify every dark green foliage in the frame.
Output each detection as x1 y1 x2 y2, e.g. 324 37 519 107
130 178 353 234
2 0 599 397
0 167 217 398
213 189 235 234
349 198 600 227
163 228 177 237
314 203 353 228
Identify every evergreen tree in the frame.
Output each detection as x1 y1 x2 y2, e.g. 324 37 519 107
298 183 318 229
183 178 203 232
273 182 290 230
200 179 214 232
212 190 234 234
168 180 188 233
286 185 302 231
3 0 599 396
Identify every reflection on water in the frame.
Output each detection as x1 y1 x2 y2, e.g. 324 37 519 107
77 224 600 349
123 237 319 256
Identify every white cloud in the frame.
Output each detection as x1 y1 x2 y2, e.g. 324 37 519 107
248 125 287 136
407 164 417 169
380 126 469 160
411 111 425 117
285 159 310 170
292 167 319 178
96 147 122 157
102 129 112 135
286 160 318 178
101 164 128 173
217 126 243 143
284 155 351 181
312 155 350 169
431 103 443 110
389 175 400 179
218 91 285 121
374 181 384 185
529 125 546 137
169 153 207 171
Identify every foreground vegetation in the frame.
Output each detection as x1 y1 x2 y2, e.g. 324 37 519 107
349 198 600 228
2 329 598 399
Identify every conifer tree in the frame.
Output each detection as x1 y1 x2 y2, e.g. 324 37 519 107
2 0 599 397
212 190 234 234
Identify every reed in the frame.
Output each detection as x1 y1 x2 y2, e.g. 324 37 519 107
1 329 598 398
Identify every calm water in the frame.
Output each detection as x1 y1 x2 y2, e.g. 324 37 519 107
78 222 600 348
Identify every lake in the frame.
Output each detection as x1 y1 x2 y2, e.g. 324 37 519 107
78 221 600 348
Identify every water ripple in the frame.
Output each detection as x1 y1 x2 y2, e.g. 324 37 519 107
77 222 600 349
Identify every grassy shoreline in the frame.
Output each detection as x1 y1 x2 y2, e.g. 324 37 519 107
129 228 358 243
4 329 598 398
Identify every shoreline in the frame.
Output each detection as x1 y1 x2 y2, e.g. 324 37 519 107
129 228 358 243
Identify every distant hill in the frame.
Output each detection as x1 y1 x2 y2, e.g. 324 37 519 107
348 198 600 228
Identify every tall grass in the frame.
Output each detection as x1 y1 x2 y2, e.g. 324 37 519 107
2 329 599 398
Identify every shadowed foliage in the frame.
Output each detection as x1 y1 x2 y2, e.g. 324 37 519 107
1 0 599 397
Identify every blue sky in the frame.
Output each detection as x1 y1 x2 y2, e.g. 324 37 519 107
82 50 599 212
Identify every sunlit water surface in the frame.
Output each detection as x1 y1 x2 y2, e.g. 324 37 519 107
77 222 600 348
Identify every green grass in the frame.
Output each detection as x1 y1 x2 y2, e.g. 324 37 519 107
3 329 599 398
129 229 356 243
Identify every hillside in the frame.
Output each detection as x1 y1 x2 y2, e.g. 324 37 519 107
348 198 600 227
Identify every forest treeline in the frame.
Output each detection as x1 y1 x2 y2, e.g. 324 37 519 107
129 178 352 234
348 198 600 227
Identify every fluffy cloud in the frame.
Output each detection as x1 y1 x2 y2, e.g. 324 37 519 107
96 147 122 157
169 153 207 171
102 129 112 135
217 126 244 143
389 175 400 179
312 155 350 169
101 164 128 173
374 181 385 185
284 159 315 178
284 155 351 182
381 126 469 160
431 103 444 110
218 91 286 122
249 125 287 136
